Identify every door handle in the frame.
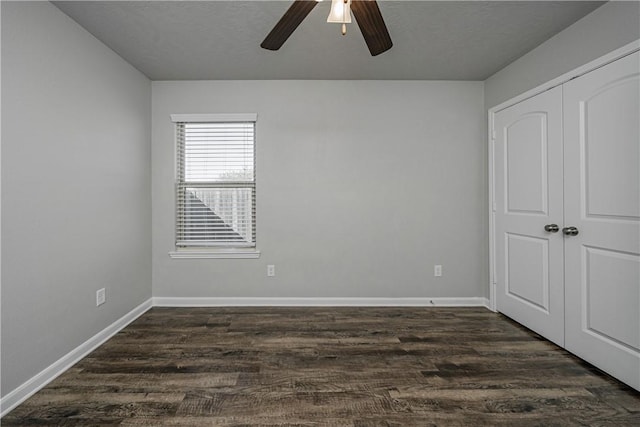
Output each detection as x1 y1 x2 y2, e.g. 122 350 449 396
562 226 579 236
544 224 559 233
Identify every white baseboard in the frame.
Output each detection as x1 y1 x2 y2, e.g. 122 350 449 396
153 296 491 308
0 298 153 418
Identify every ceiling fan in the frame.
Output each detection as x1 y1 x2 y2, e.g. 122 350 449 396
261 0 393 56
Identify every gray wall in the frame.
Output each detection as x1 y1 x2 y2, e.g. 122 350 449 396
1 1 151 396
152 80 486 299
485 1 640 109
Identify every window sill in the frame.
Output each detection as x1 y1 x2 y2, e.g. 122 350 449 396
169 249 261 259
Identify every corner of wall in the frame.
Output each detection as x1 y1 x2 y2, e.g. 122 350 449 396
484 1 640 110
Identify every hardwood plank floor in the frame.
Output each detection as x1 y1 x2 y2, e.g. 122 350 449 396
3 307 639 426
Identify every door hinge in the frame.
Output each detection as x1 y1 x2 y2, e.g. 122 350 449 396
493 202 497 212
491 130 496 141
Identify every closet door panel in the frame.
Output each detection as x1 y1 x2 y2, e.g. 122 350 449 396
494 86 565 346
563 51 640 391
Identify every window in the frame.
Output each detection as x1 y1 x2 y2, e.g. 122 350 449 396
171 114 257 257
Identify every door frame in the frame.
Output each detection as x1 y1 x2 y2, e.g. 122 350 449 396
487 39 640 312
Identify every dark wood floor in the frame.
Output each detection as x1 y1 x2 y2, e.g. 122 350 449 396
3 307 639 426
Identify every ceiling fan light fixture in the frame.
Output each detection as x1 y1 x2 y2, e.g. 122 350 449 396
327 0 352 24
261 0 392 56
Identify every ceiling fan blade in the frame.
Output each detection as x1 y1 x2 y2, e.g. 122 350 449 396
261 0 319 51
351 0 393 56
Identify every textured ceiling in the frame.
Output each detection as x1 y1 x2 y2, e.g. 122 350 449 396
53 1 605 80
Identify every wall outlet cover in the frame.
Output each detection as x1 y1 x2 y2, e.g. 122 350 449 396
434 265 443 277
96 288 106 306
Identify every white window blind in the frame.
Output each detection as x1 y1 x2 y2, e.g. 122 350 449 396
175 117 256 248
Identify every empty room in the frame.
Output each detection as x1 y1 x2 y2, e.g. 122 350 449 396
1 0 639 425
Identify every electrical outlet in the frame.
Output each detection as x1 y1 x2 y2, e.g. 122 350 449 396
434 265 442 277
267 264 275 277
96 288 106 306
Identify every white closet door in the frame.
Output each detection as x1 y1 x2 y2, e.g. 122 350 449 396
563 51 640 391
494 86 565 346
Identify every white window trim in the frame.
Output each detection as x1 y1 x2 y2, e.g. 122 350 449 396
169 249 261 259
170 113 257 123
170 112 259 260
